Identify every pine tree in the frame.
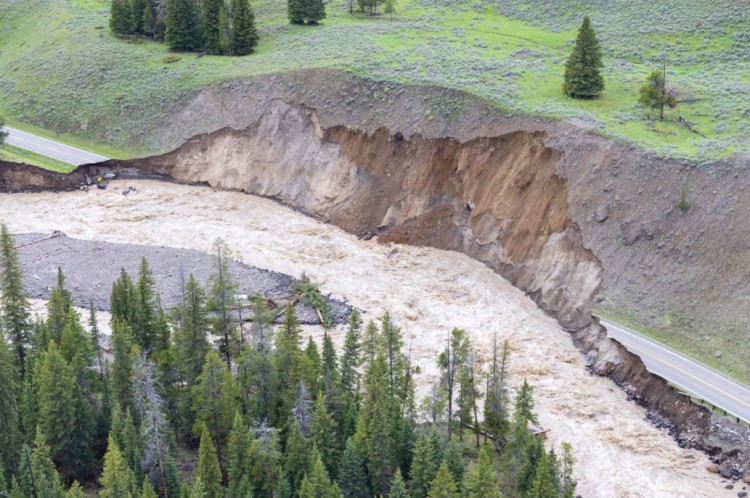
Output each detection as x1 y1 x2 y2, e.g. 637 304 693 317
141 479 158 498
111 268 138 328
247 423 282 498
321 332 339 386
638 69 675 120
46 287 67 345
560 442 576 498
131 0 146 32
312 392 339 479
388 468 410 498
514 379 538 426
135 257 158 353
231 0 259 55
208 238 238 368
190 477 209 498
60 308 93 366
166 0 202 50
196 424 223 498
287 0 305 24
174 274 210 388
463 448 500 498
201 0 222 54
100 436 138 498
563 16 604 99
457 349 482 447
438 328 468 439
228 412 251 498
16 428 65 498
0 335 20 478
66 481 87 498
339 309 361 397
303 0 326 24
409 431 436 498
527 449 560 498
442 442 464 490
299 455 342 498
110 0 134 34
111 320 136 414
484 337 510 449
353 350 394 496
283 420 310 495
427 463 459 498
89 299 105 378
37 341 77 467
192 350 236 465
272 303 303 426
361 320 379 368
0 224 32 376
337 438 369 498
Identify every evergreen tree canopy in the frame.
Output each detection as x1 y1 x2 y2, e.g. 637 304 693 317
337 438 369 498
110 0 133 34
563 16 604 99
427 463 459 498
388 468 410 498
1 224 32 376
231 0 259 56
464 448 501 498
196 424 223 498
165 0 202 50
100 436 138 498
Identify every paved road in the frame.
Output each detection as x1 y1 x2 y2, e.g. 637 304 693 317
3 126 109 166
599 317 750 423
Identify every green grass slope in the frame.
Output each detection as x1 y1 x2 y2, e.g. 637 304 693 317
0 0 748 158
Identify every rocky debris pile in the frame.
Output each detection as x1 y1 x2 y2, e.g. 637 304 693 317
15 233 351 326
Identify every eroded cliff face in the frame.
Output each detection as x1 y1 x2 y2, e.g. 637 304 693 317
3 100 746 473
117 100 599 332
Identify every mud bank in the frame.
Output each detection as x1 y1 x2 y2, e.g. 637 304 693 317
3 100 749 476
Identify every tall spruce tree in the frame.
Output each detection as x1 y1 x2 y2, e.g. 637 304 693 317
0 336 20 480
201 0 223 54
111 320 136 415
89 299 105 378
100 436 138 498
339 309 361 397
135 257 158 353
484 337 510 449
287 0 305 24
337 438 369 498
409 431 437 498
110 0 134 34
174 274 210 388
207 239 237 369
427 463 459 498
196 424 223 498
303 0 326 24
231 0 259 55
16 428 65 498
388 468 410 498
354 349 394 496
227 412 251 498
283 420 311 495
299 455 342 498
166 0 202 50
192 350 236 471
37 342 77 468
312 392 339 479
0 225 32 376
463 448 501 498
563 16 604 99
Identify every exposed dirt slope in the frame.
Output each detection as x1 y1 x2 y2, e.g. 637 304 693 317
4 98 749 476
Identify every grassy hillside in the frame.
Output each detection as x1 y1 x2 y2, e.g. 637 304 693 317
0 0 748 158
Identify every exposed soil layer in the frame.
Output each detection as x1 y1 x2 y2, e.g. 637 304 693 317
3 100 748 476
13 233 350 324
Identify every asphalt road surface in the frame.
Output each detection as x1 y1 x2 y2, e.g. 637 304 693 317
3 126 109 166
599 317 750 423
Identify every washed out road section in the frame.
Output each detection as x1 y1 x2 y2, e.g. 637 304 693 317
600 317 750 424
3 127 109 165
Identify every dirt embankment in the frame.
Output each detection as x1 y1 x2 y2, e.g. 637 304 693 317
7 100 745 474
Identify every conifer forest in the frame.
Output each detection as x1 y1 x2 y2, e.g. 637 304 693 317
0 225 574 497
